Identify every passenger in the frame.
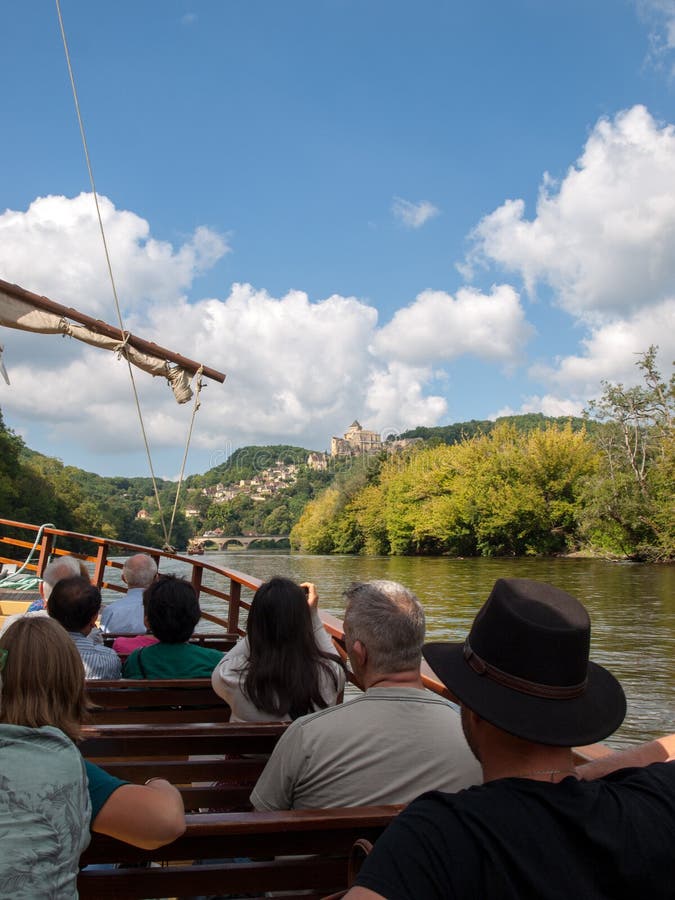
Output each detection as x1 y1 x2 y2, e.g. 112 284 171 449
250 580 481 810
0 616 90 898
0 616 184 887
123 575 224 678
27 553 83 611
100 553 158 635
346 578 675 900
212 577 346 722
48 576 122 679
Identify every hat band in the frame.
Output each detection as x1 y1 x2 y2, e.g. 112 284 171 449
463 639 587 700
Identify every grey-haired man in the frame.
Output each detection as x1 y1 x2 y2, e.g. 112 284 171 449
251 580 481 811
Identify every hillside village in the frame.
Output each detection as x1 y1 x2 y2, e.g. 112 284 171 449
176 421 420 518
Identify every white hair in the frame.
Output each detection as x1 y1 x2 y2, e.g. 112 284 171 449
122 554 158 589
42 556 81 601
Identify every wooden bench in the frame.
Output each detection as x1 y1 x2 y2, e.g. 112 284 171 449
85 678 231 724
101 631 240 653
81 721 288 811
78 805 402 899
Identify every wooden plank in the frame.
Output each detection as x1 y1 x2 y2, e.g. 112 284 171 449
79 805 400 868
87 757 266 784
78 857 345 900
80 722 287 757
87 706 232 725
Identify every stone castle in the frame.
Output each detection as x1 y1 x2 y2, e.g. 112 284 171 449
330 420 383 456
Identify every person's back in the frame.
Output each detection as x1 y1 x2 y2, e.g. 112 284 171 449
251 685 479 809
123 575 223 679
0 723 91 899
48 576 121 680
357 763 675 899
100 554 157 635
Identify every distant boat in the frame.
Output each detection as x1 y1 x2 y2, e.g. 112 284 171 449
188 538 205 555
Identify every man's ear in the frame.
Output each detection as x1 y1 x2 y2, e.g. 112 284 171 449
121 573 128 586
349 638 368 669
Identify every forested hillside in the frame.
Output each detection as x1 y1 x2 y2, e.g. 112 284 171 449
291 351 674 561
2 349 672 559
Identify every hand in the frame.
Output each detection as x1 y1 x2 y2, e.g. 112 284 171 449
300 582 319 609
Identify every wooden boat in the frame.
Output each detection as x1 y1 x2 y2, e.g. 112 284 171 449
3 516 669 898
187 538 206 555
0 516 618 760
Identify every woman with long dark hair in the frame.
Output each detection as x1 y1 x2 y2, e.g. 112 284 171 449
211 577 345 722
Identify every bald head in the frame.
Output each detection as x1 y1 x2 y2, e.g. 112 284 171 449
122 554 158 589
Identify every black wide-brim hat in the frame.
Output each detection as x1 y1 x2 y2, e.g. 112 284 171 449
423 578 626 746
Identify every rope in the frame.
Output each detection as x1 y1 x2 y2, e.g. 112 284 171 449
55 0 170 544
168 369 204 540
1 523 55 583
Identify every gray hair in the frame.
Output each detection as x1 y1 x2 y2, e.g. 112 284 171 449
122 553 158 589
42 556 81 601
343 580 425 674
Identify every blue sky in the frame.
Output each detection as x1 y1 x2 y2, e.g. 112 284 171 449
1 0 675 477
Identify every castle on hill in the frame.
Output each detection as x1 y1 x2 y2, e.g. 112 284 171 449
330 420 382 456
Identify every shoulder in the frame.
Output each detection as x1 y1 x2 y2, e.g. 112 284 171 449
192 644 224 661
605 761 675 792
85 760 128 820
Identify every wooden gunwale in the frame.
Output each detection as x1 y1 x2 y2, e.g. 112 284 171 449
0 518 260 635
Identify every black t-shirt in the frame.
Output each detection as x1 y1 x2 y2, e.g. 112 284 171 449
356 763 675 900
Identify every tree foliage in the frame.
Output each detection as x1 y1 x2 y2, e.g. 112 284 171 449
582 347 674 559
292 423 600 557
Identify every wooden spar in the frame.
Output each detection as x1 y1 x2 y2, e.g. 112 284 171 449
0 277 226 384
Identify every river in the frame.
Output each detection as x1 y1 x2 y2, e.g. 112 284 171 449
115 550 675 749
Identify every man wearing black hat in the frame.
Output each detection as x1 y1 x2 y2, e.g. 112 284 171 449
346 577 675 900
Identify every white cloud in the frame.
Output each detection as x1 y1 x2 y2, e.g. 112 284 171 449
490 396 585 421
529 299 675 397
0 193 229 318
634 1 675 65
464 105 675 323
365 362 447 435
0 194 543 466
391 196 440 229
373 284 534 368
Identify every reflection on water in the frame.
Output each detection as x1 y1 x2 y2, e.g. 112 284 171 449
108 551 675 748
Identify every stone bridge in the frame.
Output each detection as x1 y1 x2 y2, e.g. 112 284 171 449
199 534 290 550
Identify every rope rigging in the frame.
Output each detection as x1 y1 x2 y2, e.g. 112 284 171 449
54 0 202 548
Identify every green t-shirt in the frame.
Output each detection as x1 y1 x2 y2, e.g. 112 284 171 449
84 759 128 821
123 641 224 679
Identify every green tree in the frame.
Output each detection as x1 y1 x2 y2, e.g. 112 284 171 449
583 347 674 559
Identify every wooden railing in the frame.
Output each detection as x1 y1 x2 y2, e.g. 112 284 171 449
0 518 263 636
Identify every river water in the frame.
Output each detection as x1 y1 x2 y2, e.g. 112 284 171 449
124 550 674 749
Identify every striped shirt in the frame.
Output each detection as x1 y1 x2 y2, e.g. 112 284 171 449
68 631 122 680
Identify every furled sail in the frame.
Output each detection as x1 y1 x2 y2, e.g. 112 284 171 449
0 279 225 402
